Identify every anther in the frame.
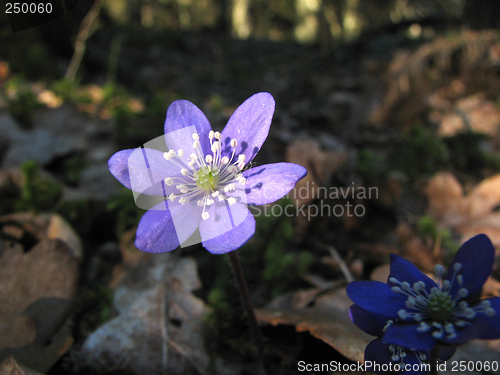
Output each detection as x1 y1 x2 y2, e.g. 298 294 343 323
435 264 445 276
202 212 209 220
211 142 220 153
398 309 408 319
192 133 199 141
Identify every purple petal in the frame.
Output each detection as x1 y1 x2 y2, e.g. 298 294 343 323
242 162 307 205
346 281 407 319
220 92 275 163
200 203 255 254
447 234 495 298
349 305 390 337
383 322 435 351
135 201 201 253
388 254 437 291
108 148 178 196
164 100 212 156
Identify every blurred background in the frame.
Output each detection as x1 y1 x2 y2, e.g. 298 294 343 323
1 1 500 374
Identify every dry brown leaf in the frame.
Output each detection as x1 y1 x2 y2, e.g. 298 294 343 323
424 172 500 246
438 94 500 137
0 356 45 375
0 214 79 373
286 138 347 207
79 250 219 375
257 288 371 363
441 340 500 375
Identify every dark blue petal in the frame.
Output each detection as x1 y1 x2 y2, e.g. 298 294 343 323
242 163 307 205
163 100 212 156
220 93 275 163
438 346 456 361
446 234 494 298
346 281 407 319
441 297 500 345
365 339 432 375
383 322 435 351
388 254 437 291
349 305 391 337
364 339 394 375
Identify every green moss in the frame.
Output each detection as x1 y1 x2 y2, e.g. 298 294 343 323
357 148 388 178
444 131 500 177
50 79 80 102
106 187 144 237
262 218 313 298
389 124 449 181
5 77 40 129
15 160 62 212
73 284 114 341
416 215 458 254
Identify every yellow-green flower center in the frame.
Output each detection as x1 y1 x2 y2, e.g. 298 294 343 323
194 166 220 192
427 289 453 321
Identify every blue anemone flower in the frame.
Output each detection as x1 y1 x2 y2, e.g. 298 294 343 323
108 92 307 254
349 305 456 375
347 234 500 352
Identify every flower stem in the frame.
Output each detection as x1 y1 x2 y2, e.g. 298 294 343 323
227 251 268 375
430 346 441 375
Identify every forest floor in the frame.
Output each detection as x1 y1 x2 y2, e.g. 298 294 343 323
1 23 500 375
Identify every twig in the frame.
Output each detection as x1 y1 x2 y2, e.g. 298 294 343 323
316 242 354 283
65 0 106 81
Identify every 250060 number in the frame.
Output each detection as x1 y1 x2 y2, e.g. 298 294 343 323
5 2 53 14
451 361 498 372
